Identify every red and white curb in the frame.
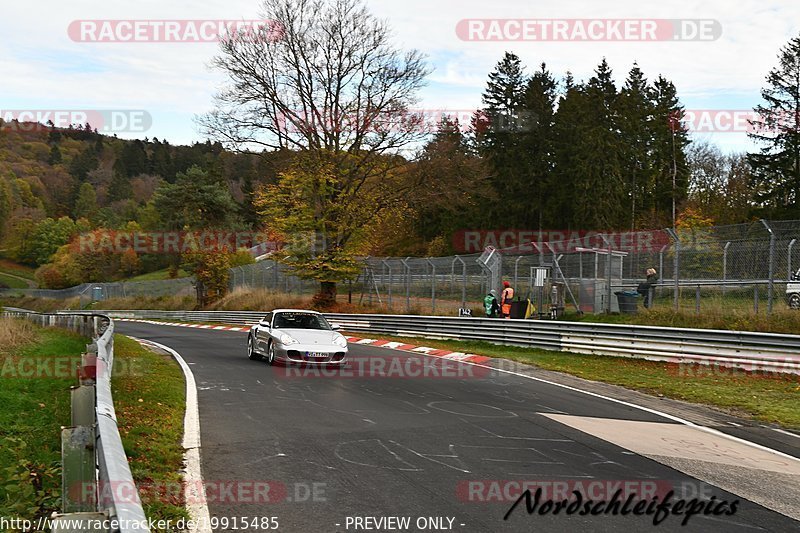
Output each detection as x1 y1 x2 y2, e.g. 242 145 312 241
117 319 492 364
345 337 492 364
118 319 247 331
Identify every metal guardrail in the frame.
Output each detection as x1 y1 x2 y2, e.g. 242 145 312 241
3 308 149 533
91 309 800 375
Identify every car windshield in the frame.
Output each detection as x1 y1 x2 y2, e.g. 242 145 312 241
272 312 331 330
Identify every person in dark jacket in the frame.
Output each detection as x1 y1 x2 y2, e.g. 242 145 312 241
638 268 658 308
484 289 500 318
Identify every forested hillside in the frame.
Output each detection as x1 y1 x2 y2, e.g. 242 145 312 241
0 54 778 289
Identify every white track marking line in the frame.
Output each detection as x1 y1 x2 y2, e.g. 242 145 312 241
128 323 800 464
357 335 800 464
131 337 212 533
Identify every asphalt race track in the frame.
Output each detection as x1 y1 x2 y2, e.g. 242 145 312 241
116 322 800 533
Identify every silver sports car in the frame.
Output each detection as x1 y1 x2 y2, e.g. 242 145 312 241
247 309 348 365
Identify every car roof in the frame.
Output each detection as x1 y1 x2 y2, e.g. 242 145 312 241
271 309 322 315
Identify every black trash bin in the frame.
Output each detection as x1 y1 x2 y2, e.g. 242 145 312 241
615 291 640 314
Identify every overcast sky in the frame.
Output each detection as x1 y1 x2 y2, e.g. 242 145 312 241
2 0 798 153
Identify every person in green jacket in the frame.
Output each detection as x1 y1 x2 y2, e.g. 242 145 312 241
484 289 500 318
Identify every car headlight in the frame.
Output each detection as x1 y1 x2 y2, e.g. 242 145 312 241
333 335 347 348
279 333 298 345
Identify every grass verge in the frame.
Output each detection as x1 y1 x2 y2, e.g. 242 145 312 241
0 318 87 527
125 268 190 282
111 335 188 532
358 333 800 429
0 258 36 280
0 272 29 289
0 318 189 532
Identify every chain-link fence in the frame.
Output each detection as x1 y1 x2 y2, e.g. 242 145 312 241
3 219 800 316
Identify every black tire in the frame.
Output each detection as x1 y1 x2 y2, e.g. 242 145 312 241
789 293 800 310
266 341 276 366
248 335 262 360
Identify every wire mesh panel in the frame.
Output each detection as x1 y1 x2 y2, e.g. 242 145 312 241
476 246 502 295
3 219 800 315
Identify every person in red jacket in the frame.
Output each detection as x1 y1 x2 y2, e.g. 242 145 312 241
500 280 514 319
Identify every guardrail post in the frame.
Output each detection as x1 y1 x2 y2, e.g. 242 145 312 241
71 385 96 426
760 219 775 314
62 425 96 513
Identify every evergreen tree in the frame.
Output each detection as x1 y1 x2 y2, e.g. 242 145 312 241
108 169 133 202
551 78 587 228
114 140 149 178
48 144 62 165
474 52 528 227
616 63 655 230
411 116 488 247
568 59 625 228
520 63 557 229
748 33 800 217
149 138 175 181
153 165 241 230
68 146 98 181
651 76 690 226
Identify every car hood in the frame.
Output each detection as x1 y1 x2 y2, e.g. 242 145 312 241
277 328 343 345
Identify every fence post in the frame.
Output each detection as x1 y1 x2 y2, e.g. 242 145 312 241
760 219 775 314
402 257 411 313
382 260 392 309
695 285 701 314
754 284 759 314
722 241 730 296
665 228 680 311
601 235 613 313
453 256 466 309
658 244 667 302
514 256 523 293
426 258 436 314
788 239 796 279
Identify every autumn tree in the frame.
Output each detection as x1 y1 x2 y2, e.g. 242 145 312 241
407 117 488 252
201 0 429 305
687 141 754 224
254 151 410 305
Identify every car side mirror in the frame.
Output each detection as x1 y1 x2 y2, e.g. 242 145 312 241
331 324 341 331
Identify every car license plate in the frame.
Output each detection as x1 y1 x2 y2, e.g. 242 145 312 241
306 352 327 358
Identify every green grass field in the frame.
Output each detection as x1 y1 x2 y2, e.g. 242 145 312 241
0 272 29 289
0 319 189 532
0 319 87 524
112 335 189 531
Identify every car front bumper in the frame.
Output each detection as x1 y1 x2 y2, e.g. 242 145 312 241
273 342 348 365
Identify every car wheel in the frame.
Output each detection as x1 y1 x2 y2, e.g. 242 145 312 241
789 293 800 310
266 341 276 366
248 335 262 360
